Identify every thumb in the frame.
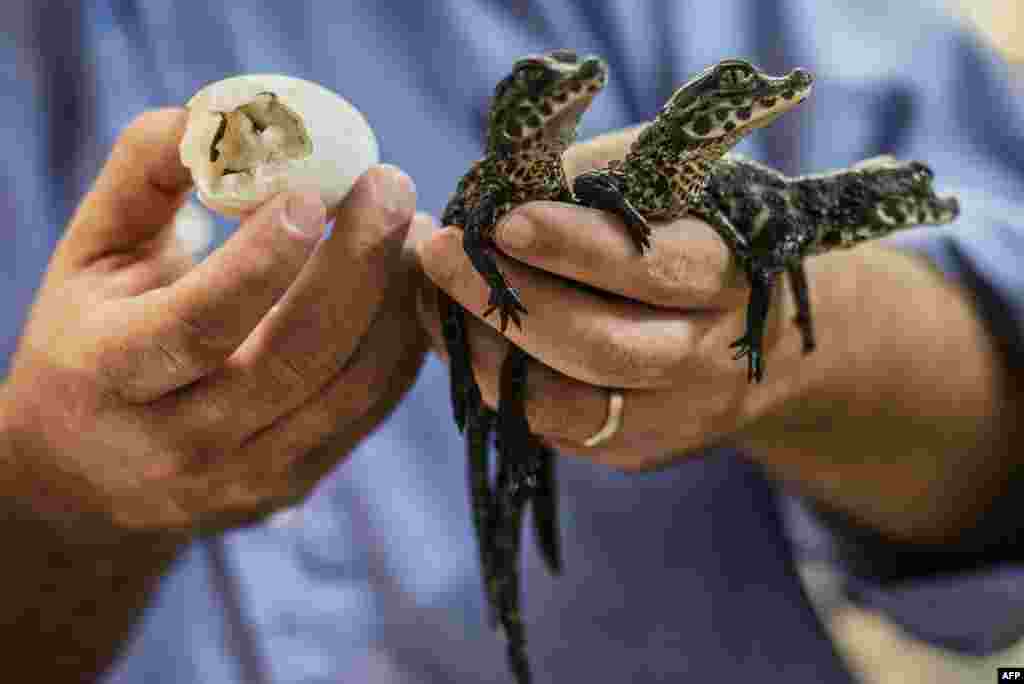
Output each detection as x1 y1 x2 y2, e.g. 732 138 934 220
563 122 649 179
58 108 193 269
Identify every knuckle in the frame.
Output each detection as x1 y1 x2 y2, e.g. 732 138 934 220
89 336 139 390
592 319 694 388
264 353 317 398
590 325 653 386
352 216 407 267
164 309 237 371
246 221 309 274
521 377 576 440
422 231 465 291
91 332 194 400
148 340 195 389
644 242 734 308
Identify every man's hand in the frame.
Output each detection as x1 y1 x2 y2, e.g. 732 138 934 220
0 108 427 679
4 107 426 532
416 126 1017 546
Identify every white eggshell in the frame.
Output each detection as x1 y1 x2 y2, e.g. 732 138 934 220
180 74 378 217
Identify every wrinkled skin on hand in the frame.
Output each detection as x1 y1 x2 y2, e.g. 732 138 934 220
1 109 427 540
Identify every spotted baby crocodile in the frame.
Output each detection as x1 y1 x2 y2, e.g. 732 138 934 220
573 59 959 381
439 49 608 684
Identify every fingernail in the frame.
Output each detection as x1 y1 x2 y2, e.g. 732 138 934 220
375 164 417 222
282 192 326 238
497 213 534 250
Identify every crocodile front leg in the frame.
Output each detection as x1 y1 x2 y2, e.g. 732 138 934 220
572 170 652 253
464 193 528 332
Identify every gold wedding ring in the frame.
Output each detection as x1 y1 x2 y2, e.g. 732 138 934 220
583 390 624 448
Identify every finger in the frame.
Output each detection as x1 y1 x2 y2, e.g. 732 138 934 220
168 166 417 442
493 202 745 310
419 284 749 471
145 260 425 526
418 227 721 389
562 123 648 179
228 258 428 495
60 109 193 269
98 190 326 401
417 280 607 440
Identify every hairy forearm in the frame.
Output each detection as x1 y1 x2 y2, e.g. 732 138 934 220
742 243 1020 544
0 403 185 681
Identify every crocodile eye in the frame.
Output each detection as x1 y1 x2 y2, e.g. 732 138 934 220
719 67 753 89
521 66 547 81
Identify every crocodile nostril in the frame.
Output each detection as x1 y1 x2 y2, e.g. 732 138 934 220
790 67 814 87
578 59 603 79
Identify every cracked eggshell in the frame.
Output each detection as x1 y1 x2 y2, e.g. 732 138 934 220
180 74 378 217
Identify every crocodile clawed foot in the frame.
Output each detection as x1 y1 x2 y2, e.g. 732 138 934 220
483 285 528 333
729 335 764 383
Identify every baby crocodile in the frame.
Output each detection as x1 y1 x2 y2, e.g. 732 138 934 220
439 49 608 684
574 59 958 381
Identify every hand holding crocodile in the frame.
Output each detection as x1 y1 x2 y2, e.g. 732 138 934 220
418 125 1012 544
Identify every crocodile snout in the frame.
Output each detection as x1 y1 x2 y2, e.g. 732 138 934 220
790 67 814 88
578 57 605 80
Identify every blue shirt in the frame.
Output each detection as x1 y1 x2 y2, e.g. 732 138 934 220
3 1 1024 682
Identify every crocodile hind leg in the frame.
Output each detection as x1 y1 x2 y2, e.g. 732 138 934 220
729 265 776 383
490 345 550 684
785 260 816 353
572 170 651 253
467 402 499 627
697 204 751 256
439 289 475 432
530 444 562 575
497 345 563 575
438 285 504 625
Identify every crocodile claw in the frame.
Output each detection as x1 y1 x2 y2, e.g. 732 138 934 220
483 285 528 333
729 335 764 383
